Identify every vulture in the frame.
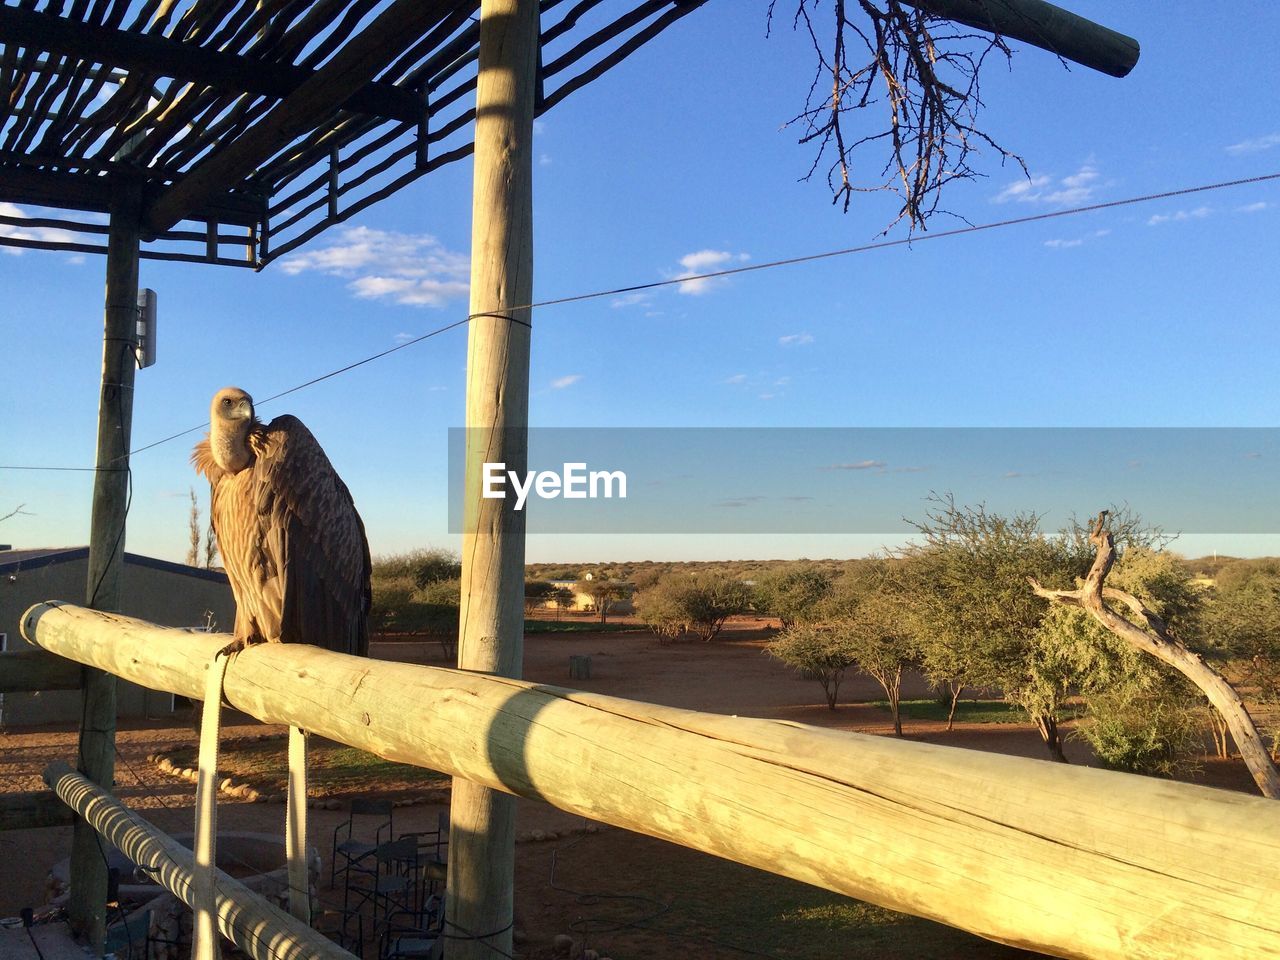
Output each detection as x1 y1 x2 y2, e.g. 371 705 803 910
192 386 372 657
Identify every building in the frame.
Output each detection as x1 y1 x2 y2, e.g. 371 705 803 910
0 547 235 726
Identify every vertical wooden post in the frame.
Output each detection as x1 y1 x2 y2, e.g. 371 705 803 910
445 1 536 957
71 176 141 954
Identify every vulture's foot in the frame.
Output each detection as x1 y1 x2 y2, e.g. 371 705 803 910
216 636 256 658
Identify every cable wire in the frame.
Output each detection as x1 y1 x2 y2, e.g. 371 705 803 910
2 169 1276 475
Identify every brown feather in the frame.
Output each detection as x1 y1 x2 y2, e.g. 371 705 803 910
195 411 371 656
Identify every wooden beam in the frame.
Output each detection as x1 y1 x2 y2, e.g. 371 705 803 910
0 650 82 692
43 762 357 960
0 790 75 831
900 0 1139 78
0 4 423 123
0 165 263 227
23 603 1280 960
449 2 537 957
70 178 141 956
144 0 456 233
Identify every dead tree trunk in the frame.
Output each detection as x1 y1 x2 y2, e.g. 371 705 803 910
1031 512 1280 799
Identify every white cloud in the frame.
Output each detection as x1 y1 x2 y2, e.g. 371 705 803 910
994 175 1050 203
778 332 814 346
993 163 1102 207
1045 227 1108 250
280 225 469 307
672 249 749 295
1237 201 1269 214
539 153 552 167
724 373 747 385
610 292 650 309
0 201 79 253
1225 132 1280 156
393 332 416 344
825 460 886 471
1147 206 1211 227
551 374 582 389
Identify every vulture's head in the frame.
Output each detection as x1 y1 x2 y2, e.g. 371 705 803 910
208 387 257 472
211 386 254 429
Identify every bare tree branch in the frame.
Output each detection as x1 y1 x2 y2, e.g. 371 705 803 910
771 0 1027 231
0 503 34 524
1031 510 1280 799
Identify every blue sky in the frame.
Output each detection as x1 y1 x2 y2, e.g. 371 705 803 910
3 2 1279 564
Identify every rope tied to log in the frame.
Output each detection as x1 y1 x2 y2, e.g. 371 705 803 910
193 651 313 960
193 651 230 960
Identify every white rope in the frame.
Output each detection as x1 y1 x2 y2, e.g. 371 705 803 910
285 725 311 923
192 652 230 960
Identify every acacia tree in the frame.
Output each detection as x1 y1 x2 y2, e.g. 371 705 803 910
524 579 555 613
770 622 860 710
635 583 689 642
575 577 628 623
756 563 833 628
635 574 752 641
1031 512 1280 798
904 496 1082 760
550 587 576 620
824 569 916 734
1203 560 1280 706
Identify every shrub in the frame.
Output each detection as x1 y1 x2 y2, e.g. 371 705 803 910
1076 687 1202 778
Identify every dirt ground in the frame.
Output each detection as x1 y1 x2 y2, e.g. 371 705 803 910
0 618 1264 958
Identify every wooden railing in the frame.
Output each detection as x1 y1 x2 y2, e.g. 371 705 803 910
13 600 1280 960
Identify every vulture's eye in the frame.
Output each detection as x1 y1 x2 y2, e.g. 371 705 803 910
221 399 231 406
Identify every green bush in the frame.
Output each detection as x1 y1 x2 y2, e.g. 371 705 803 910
1076 688 1202 778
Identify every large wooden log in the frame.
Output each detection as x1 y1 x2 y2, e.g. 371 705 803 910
72 179 140 954
42 761 354 960
901 0 1139 78
23 601 1280 960
451 0 538 956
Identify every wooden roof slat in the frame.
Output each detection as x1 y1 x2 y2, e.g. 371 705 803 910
0 0 717 263
30 0 131 155
144 0 456 232
2 162 262 223
0 4 424 123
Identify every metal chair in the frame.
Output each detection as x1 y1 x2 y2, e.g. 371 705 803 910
379 895 444 960
345 835 422 941
331 798 395 889
400 810 449 900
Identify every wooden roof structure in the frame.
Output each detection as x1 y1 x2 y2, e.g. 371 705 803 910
0 0 705 268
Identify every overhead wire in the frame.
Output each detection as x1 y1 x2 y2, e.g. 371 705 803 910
0 168 1276 477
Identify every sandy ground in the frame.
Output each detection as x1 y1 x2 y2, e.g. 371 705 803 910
0 618 1263 957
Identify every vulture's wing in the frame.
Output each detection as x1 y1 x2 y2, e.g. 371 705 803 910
254 416 372 656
